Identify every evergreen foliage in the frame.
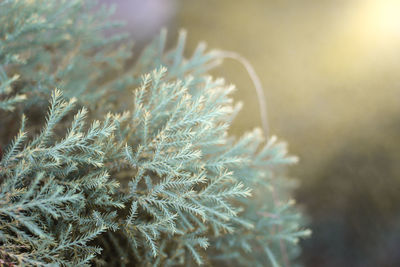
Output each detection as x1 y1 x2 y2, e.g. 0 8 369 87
0 0 309 266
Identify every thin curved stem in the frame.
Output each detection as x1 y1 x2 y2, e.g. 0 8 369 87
215 50 269 138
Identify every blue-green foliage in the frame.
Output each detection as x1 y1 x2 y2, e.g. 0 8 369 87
112 68 252 265
0 0 309 266
0 0 132 110
210 134 311 266
0 90 122 265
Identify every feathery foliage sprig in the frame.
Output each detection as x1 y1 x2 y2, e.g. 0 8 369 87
0 90 123 266
0 0 309 266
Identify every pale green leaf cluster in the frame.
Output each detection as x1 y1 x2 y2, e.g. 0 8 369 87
0 0 309 266
0 0 132 111
0 90 122 266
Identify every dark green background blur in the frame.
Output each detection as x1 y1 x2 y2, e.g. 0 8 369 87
107 0 400 266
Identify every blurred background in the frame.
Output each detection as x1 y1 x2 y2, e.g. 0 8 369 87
103 0 400 266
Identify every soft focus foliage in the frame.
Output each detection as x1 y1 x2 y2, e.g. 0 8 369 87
0 0 308 266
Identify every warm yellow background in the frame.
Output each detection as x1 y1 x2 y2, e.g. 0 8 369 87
177 0 400 174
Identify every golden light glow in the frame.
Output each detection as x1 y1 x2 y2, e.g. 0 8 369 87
358 0 400 43
318 0 400 79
